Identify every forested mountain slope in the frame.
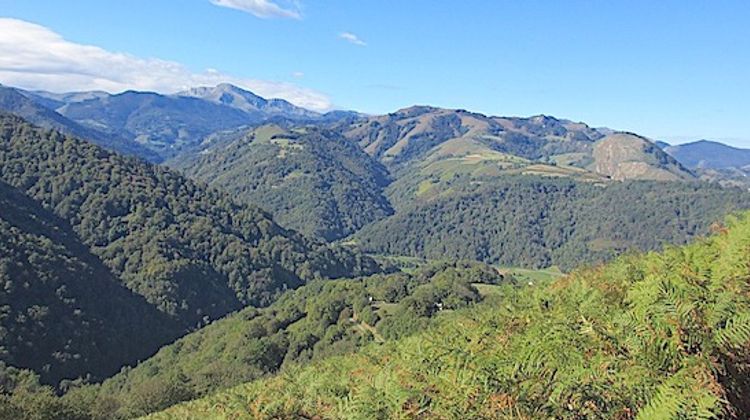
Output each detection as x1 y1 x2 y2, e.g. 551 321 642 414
172 125 393 241
0 114 380 329
356 176 750 269
154 213 750 419
0 261 504 419
0 180 179 386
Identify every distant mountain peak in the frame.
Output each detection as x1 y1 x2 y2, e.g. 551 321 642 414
665 139 750 173
184 83 262 98
684 139 734 148
178 83 319 119
214 83 259 95
215 82 241 90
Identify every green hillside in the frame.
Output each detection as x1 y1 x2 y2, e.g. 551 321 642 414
357 176 750 269
172 125 393 241
2 96 750 420
151 212 750 419
0 114 380 329
0 181 179 386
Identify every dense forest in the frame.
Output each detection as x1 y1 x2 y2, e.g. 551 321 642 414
0 113 380 329
0 180 179 386
172 125 393 241
152 212 750 419
356 176 750 269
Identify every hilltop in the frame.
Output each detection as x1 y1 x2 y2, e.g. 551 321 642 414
171 124 393 241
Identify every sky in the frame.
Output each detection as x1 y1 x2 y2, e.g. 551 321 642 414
0 0 748 146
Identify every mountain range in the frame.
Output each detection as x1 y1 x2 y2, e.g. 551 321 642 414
0 83 350 162
0 85 160 161
2 82 749 266
2 82 748 180
2 81 750 418
178 83 321 120
665 140 750 169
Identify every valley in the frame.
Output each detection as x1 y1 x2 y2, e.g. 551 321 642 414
2 3 748 418
1 82 750 419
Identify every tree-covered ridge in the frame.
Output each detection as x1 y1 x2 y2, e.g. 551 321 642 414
0 180 179 387
172 125 393 241
0 114 380 329
356 176 750 270
152 213 750 419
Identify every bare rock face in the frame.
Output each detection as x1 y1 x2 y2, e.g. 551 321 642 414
590 133 694 181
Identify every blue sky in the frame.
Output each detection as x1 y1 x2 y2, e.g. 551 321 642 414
0 0 748 146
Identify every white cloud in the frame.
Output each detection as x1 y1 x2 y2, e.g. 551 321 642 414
339 32 367 47
0 18 330 111
291 71 305 78
209 0 301 19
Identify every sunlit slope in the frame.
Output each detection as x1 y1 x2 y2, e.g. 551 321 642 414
152 214 750 419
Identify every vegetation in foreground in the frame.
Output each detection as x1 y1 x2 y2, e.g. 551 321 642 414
151 214 750 419
0 262 506 419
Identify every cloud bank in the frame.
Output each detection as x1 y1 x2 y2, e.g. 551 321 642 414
209 0 301 19
0 18 330 111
